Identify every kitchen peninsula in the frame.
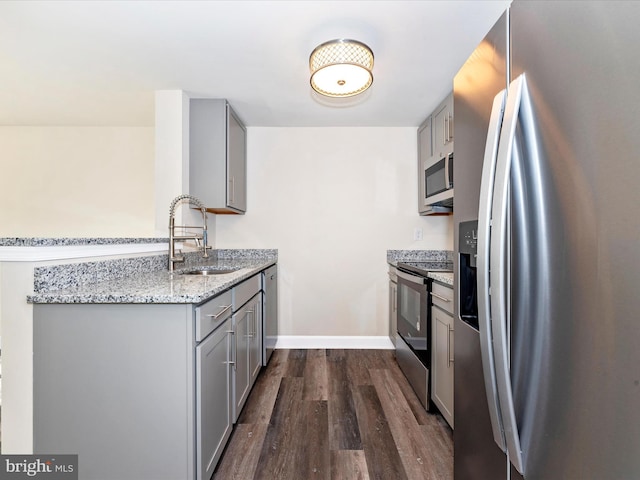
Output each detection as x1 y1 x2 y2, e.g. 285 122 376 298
2 239 276 480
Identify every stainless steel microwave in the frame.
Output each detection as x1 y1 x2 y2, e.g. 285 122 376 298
423 153 454 214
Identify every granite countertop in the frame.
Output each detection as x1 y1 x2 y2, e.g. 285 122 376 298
387 249 455 287
0 237 168 247
28 256 276 305
428 271 454 287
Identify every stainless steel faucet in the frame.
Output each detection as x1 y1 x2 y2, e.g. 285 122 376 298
168 194 211 272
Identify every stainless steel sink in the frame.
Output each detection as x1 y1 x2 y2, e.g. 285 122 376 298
179 267 239 276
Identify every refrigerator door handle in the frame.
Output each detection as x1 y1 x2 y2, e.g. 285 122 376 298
491 73 529 475
477 88 508 452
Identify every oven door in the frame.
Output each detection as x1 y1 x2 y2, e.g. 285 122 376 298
396 269 430 366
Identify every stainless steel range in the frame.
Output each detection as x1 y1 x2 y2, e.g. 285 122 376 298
395 261 453 410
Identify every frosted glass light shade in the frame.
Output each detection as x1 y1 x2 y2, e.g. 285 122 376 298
309 39 374 98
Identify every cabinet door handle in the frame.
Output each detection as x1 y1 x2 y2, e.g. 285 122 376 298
431 292 451 302
227 330 237 370
444 115 448 145
208 304 232 319
229 176 235 204
447 324 454 367
246 310 254 336
448 114 454 141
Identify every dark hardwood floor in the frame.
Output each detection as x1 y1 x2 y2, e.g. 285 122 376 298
213 349 453 480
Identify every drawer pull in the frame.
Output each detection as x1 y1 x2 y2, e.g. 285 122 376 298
431 292 451 302
207 304 232 319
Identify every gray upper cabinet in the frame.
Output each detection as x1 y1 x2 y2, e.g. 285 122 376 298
417 91 454 215
417 115 432 215
190 99 247 214
433 92 454 159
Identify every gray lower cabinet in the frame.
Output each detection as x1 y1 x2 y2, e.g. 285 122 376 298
32 273 268 480
232 292 262 422
430 282 454 428
261 265 278 365
249 294 262 385
33 303 199 480
388 265 398 345
196 317 233 480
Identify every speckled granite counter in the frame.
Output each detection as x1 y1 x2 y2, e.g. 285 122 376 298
428 271 454 287
387 249 455 286
387 249 453 263
0 237 168 246
28 249 277 304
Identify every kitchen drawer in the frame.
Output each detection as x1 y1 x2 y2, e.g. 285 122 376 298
233 274 261 310
431 282 453 314
195 290 233 342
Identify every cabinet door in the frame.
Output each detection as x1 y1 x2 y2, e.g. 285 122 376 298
418 116 432 214
433 93 454 158
262 266 278 365
227 105 247 212
233 306 250 422
418 115 432 160
432 306 454 428
196 320 233 480
190 98 246 214
389 280 397 344
248 294 262 384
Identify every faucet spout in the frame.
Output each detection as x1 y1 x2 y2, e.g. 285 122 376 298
168 194 211 272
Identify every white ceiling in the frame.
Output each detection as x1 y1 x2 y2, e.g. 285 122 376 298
0 0 510 127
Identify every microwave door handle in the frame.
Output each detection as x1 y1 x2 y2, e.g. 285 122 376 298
477 88 508 452
444 155 450 190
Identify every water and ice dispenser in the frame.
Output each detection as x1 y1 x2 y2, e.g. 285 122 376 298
458 220 479 329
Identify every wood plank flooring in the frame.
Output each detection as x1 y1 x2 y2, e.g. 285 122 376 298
213 349 453 480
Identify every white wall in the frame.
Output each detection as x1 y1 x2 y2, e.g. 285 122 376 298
0 126 155 237
216 127 453 337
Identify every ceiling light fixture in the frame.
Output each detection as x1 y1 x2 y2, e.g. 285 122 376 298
309 39 374 98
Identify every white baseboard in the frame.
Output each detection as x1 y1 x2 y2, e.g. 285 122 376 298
275 335 394 350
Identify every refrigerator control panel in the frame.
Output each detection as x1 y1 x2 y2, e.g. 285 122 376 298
459 220 478 256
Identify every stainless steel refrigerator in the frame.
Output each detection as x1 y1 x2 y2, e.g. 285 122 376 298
453 2 640 479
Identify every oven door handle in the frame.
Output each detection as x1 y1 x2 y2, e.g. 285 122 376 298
396 269 428 287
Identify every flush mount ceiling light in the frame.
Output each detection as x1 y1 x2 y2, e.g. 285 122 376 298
309 39 374 98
